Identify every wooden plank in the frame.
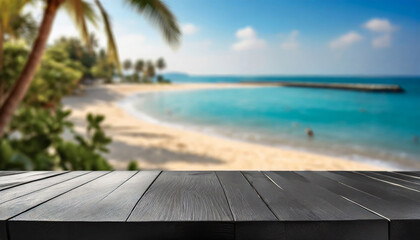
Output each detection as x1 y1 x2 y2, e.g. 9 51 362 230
0 172 87 204
304 171 420 240
0 171 106 240
0 171 66 191
127 171 234 240
243 171 387 240
0 171 25 177
11 171 135 221
9 171 161 240
397 171 420 178
321 172 420 204
376 171 420 184
216 171 282 240
270 171 387 240
358 172 420 191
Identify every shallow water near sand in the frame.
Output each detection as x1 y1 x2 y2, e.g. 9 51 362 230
122 76 420 169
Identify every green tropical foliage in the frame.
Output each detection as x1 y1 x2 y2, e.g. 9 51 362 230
0 0 181 136
0 41 28 103
0 41 113 170
1 0 181 170
0 107 112 170
91 49 115 83
127 160 139 170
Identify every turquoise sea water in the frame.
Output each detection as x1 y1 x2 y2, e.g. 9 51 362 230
122 76 420 169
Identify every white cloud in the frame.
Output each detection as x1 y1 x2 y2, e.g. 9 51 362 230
281 30 300 50
364 18 395 48
329 31 363 50
232 26 266 51
182 23 199 35
364 18 394 33
236 27 256 39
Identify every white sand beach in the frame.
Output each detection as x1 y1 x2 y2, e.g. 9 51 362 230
63 83 386 170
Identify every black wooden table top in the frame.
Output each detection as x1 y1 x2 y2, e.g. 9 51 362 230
0 171 420 240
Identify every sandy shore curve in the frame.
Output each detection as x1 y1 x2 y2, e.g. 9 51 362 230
63 83 386 170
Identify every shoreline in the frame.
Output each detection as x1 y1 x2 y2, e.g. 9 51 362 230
63 83 387 170
119 90 401 170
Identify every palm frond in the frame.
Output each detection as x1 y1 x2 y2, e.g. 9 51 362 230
124 0 181 49
94 0 121 74
0 0 33 33
63 0 98 48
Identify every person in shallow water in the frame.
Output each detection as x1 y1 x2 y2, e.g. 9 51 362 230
306 128 314 138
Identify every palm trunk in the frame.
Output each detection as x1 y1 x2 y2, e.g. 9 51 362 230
0 0 64 136
0 24 4 106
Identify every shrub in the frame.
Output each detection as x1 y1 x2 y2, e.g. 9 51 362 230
0 107 112 170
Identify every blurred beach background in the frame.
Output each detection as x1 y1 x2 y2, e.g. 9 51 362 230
1 0 419 171
63 75 420 170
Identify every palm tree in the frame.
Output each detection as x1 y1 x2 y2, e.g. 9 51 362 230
134 59 144 74
155 57 166 83
156 57 166 71
134 59 144 82
123 59 132 72
0 0 32 105
0 0 181 136
143 60 156 83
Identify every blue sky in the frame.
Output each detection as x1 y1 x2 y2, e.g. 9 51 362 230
31 0 420 75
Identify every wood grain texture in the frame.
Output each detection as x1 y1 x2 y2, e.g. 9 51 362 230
216 171 276 221
321 172 420 205
216 171 282 240
375 171 420 184
242 171 317 220
127 171 234 240
0 172 87 204
296 171 417 218
266 172 383 220
0 171 65 191
2 171 420 240
8 171 164 240
0 171 24 177
244 171 387 240
128 171 232 221
1 172 106 240
396 171 420 178
303 171 420 240
358 172 420 191
12 171 135 222
0 172 105 220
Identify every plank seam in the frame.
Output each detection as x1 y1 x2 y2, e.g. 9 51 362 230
310 173 391 221
340 196 390 221
98 171 140 202
262 172 284 190
240 172 280 221
0 172 69 192
317 172 381 199
393 172 420 180
214 172 236 240
214 172 235 221
374 172 420 186
5 171 110 222
356 172 420 192
125 171 162 221
0 172 91 206
396 172 420 179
